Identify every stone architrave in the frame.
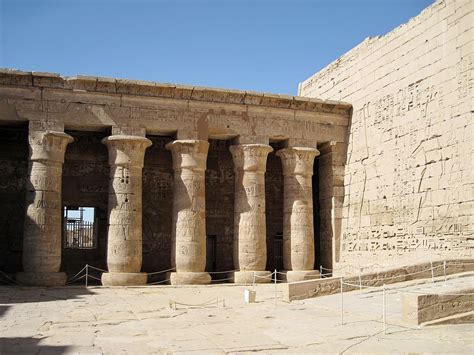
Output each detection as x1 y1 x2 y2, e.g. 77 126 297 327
276 147 320 282
230 144 273 284
16 128 73 286
166 140 211 285
101 134 152 286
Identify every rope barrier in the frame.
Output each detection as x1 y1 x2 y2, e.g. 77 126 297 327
148 278 171 285
147 267 176 276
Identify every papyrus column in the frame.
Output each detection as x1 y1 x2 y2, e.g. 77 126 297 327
101 134 152 286
277 147 320 282
17 123 73 286
166 140 211 285
230 144 273 284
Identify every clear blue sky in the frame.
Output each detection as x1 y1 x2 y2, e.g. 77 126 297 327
1 0 433 95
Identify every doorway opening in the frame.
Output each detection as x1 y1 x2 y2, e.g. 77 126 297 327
206 234 217 272
63 206 97 249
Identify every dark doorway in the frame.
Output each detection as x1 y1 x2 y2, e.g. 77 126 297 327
206 235 217 272
274 232 284 271
313 156 322 270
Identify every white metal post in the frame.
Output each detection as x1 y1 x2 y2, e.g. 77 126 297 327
382 284 386 334
430 260 435 284
340 277 344 325
443 260 447 286
320 265 323 277
274 269 277 308
85 264 88 287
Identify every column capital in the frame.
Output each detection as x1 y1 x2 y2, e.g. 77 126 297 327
229 144 273 172
29 131 73 163
102 135 152 168
165 139 209 172
276 147 320 176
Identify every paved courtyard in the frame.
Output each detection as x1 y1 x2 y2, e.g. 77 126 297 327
1 275 473 354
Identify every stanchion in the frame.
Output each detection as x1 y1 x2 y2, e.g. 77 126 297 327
274 269 277 308
443 261 447 286
340 277 344 325
382 284 386 334
85 264 89 287
430 260 434 284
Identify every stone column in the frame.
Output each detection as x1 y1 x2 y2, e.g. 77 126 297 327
276 147 320 282
101 134 152 286
17 124 73 286
166 140 211 285
230 144 273 283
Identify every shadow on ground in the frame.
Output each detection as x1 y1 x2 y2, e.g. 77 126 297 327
0 286 95 304
0 337 70 354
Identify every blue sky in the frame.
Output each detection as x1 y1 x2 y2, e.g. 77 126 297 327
1 0 433 95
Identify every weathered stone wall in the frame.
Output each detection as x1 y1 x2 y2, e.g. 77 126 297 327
300 0 473 271
62 131 109 273
205 140 235 273
0 126 27 273
265 143 284 271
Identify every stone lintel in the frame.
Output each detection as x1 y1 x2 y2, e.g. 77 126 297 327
284 138 318 149
0 69 352 115
111 126 146 137
234 135 269 145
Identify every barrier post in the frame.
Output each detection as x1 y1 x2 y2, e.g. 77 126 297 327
85 264 88 287
320 265 323 277
340 277 344 325
382 284 386 334
443 261 447 286
274 269 277 308
430 260 435 284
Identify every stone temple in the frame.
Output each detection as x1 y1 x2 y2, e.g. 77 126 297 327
0 0 472 287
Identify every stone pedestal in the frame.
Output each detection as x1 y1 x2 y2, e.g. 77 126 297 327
230 144 273 284
101 135 151 286
276 147 320 282
166 140 211 285
17 129 73 286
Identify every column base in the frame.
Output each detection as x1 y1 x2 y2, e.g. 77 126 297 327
280 270 320 283
101 272 147 286
170 272 211 285
16 272 66 287
234 271 272 284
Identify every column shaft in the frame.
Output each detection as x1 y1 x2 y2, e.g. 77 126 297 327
101 135 151 286
17 129 73 286
166 140 210 285
230 144 273 283
277 147 320 282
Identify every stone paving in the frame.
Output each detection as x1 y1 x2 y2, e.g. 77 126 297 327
1 275 473 354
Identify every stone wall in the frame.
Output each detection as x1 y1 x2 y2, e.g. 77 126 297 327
0 126 27 273
300 0 473 271
62 131 109 273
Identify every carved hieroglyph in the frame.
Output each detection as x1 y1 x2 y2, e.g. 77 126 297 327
166 140 211 285
230 144 273 283
101 134 152 286
277 147 320 281
16 127 73 286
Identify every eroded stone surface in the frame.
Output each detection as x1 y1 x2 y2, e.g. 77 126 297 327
277 147 319 281
230 144 273 283
101 134 151 286
167 140 211 285
17 122 73 286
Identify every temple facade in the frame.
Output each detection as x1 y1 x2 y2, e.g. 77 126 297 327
0 71 350 285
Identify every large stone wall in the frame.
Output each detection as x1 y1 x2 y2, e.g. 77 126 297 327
300 0 473 271
0 126 27 273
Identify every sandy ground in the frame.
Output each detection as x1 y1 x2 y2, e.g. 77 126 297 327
1 275 473 354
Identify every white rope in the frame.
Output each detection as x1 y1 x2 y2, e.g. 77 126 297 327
146 267 176 275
